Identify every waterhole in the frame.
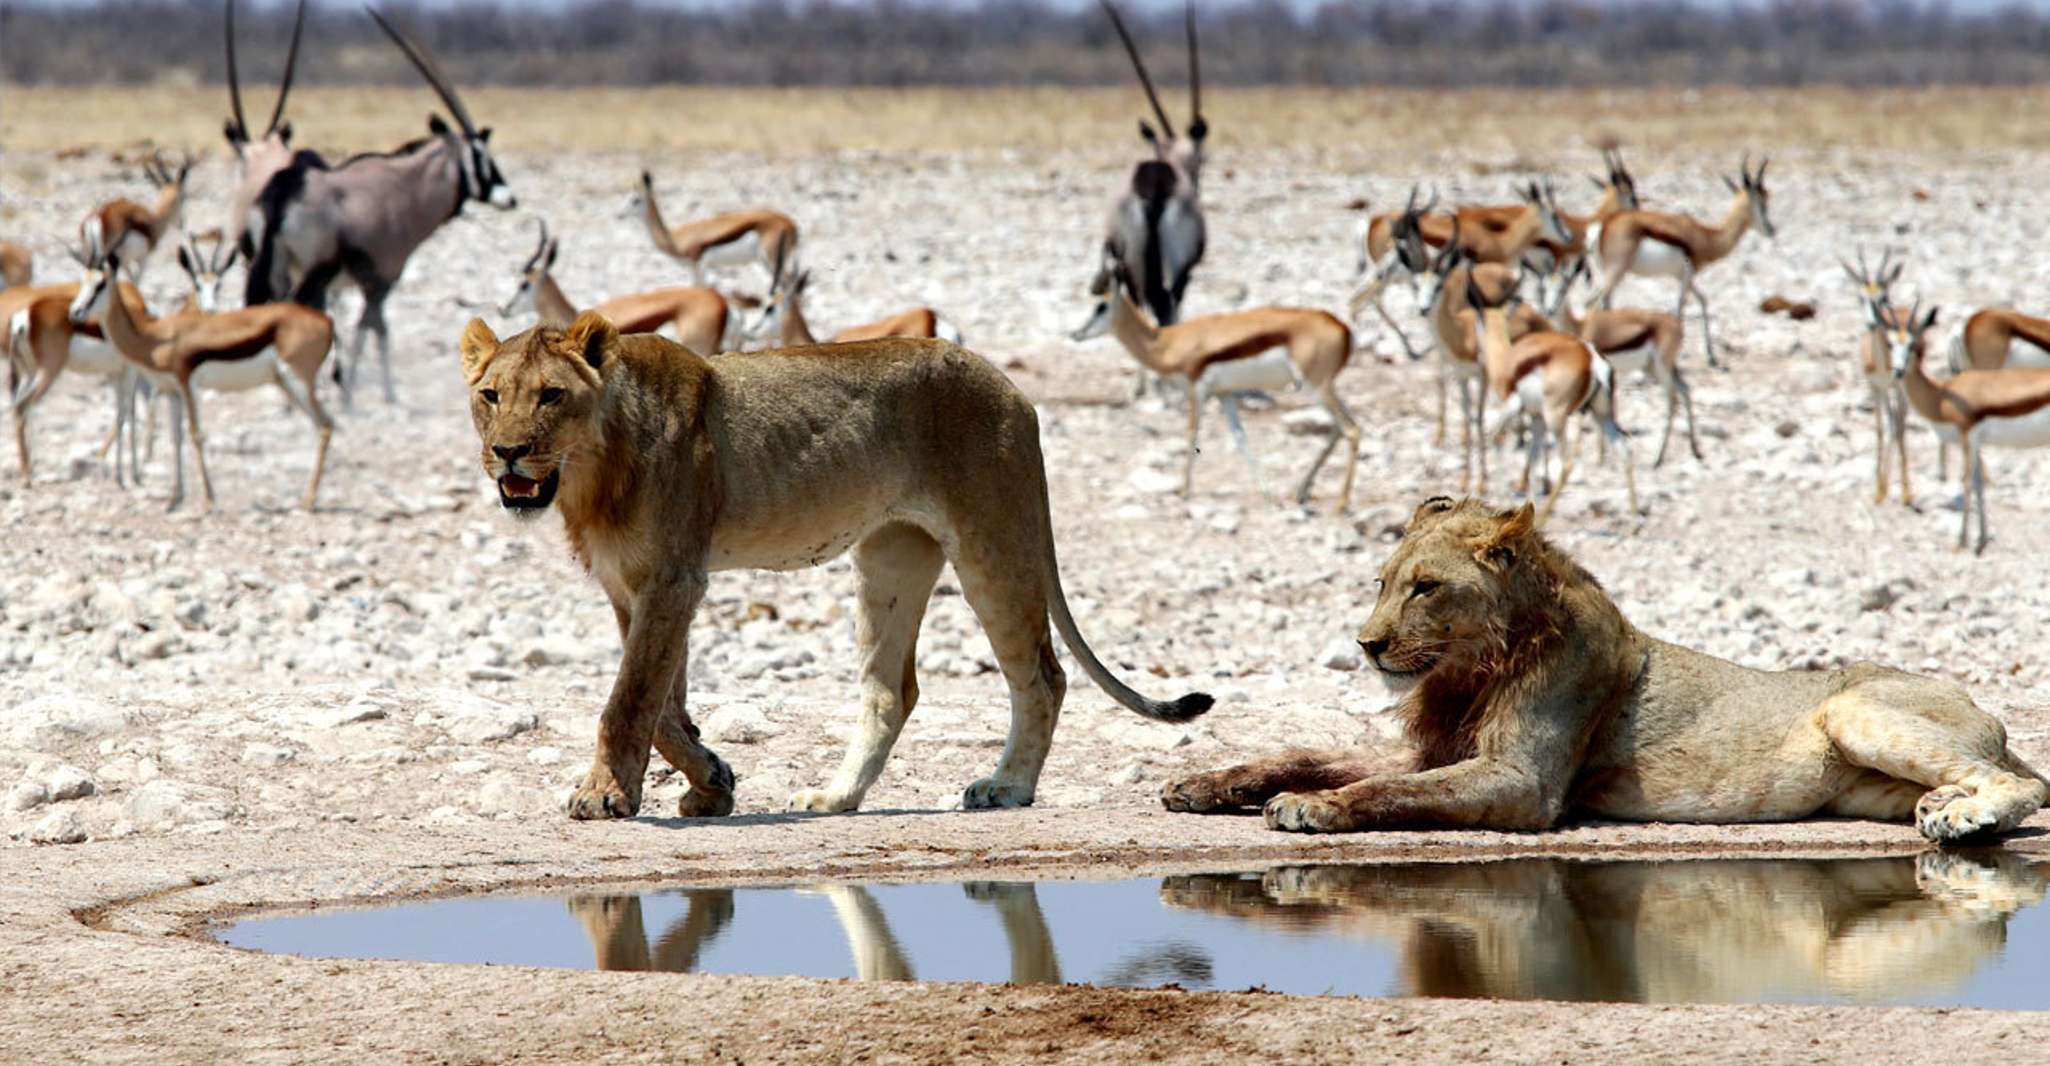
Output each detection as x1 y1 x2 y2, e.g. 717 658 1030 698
219 852 2050 1008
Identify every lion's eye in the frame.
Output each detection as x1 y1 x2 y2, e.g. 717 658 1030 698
1412 579 1441 598
478 388 499 405
537 387 566 407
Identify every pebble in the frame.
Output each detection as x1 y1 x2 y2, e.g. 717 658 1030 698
29 808 85 845
44 765 95 802
1320 638 1365 672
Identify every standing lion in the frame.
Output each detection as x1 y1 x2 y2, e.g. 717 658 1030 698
458 313 1210 820
1164 496 2046 841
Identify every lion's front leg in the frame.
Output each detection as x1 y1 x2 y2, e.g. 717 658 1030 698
1264 759 1562 834
1161 748 1398 813
571 572 706 821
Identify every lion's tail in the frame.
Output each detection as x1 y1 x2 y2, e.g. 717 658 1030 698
1037 485 1213 725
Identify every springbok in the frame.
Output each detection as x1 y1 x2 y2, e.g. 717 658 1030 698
747 269 962 348
1589 155 1775 368
628 171 798 295
1880 300 2050 554
245 5 515 405
1416 230 1550 486
5 266 151 485
1939 304 2050 481
1843 250 1915 505
1087 244 1361 509
70 252 337 512
2 240 34 288
1076 0 1207 396
1550 261 1700 468
80 150 192 282
503 221 736 357
1467 276 1639 524
223 0 316 263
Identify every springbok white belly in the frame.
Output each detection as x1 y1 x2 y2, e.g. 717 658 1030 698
1604 343 1655 378
1625 240 1691 279
1197 349 1300 398
699 231 765 270
2002 340 2050 370
68 337 126 379
191 352 280 394
1977 404 2050 448
1513 369 1547 413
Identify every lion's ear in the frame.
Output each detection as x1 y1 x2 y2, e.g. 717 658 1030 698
565 310 616 373
1406 495 1459 535
458 318 499 385
1477 502 1536 572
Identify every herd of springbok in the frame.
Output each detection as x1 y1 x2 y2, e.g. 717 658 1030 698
3 0 2049 551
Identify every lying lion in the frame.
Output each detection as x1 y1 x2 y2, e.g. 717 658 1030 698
1164 496 2046 841
459 313 1209 820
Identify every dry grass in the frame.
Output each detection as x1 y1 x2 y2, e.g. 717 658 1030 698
5 85 2050 161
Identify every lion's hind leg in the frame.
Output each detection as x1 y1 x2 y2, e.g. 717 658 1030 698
948 524 1069 811
790 522 945 814
1820 678 2048 842
1161 748 1396 814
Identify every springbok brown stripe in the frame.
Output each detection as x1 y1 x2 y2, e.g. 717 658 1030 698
1189 330 1288 376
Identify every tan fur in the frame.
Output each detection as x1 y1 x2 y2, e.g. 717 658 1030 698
79 152 190 281
1094 256 1361 509
754 271 953 348
6 280 153 483
1469 284 1641 521
1882 305 2050 553
1589 156 1774 367
70 262 335 512
1162 853 2050 1001
1420 250 1549 485
458 313 1210 821
1554 300 1701 468
1163 497 2047 840
0 241 31 288
633 171 799 290
511 238 730 357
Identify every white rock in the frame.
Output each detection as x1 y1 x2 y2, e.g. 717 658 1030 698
1098 717 1193 751
7 780 49 812
29 807 85 845
444 700 540 744
477 776 546 816
240 744 296 766
1320 638 1365 672
44 764 95 801
449 759 489 775
6 695 128 748
1283 408 1337 436
1127 467 1183 496
127 780 232 828
702 702 782 745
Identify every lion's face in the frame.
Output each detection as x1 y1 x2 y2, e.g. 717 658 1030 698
457 313 614 518
1355 497 1533 694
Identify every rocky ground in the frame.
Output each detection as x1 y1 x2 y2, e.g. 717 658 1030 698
3 131 2049 1062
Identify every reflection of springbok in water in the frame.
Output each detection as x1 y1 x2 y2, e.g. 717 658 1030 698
569 882 1063 984
1161 854 2049 1004
566 891 735 972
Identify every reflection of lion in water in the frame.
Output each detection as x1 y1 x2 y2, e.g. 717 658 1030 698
1165 496 2046 840
1161 853 2050 1003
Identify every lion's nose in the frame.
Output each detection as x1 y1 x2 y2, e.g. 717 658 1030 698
492 443 531 462
1360 638 1389 661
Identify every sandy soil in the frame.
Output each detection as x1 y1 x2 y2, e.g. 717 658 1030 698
4 96 2050 1062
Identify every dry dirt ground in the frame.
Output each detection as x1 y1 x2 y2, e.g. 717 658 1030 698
3 88 2050 1063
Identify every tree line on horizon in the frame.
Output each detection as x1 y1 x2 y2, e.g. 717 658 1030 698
6 0 2050 87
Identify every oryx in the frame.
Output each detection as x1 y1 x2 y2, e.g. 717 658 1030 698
1074 0 1208 386
243 5 516 404
223 0 318 265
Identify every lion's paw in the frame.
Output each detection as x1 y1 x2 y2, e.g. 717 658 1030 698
567 766 641 821
1160 770 1256 813
787 788 860 813
1263 791 1351 834
677 787 736 818
963 776 1035 810
1916 784 2007 842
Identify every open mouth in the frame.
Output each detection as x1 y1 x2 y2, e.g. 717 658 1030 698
496 469 560 511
